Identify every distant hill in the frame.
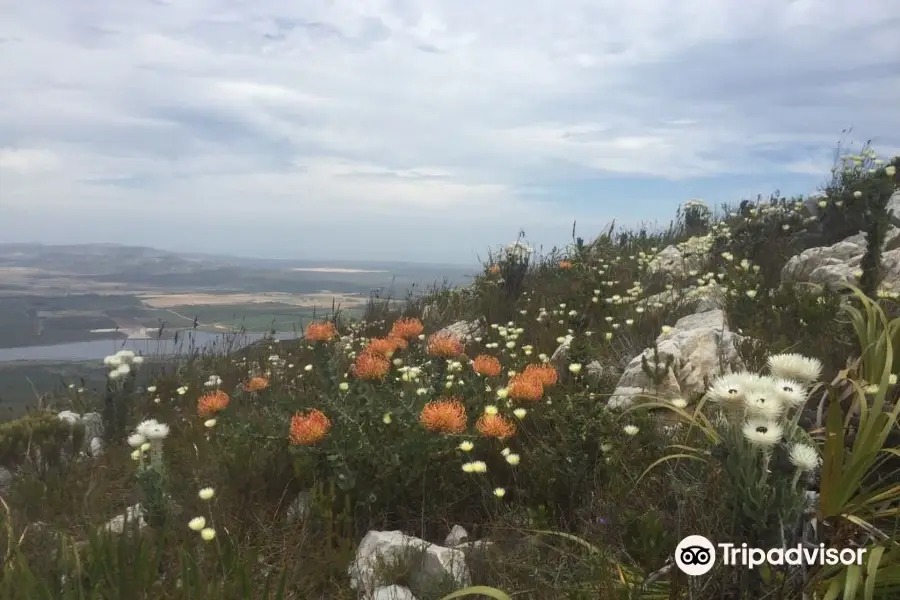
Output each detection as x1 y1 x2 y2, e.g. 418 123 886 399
0 243 477 294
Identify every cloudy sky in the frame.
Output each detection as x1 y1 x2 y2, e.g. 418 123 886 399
1 0 899 265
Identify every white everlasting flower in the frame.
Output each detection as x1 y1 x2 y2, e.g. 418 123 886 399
470 461 487 473
744 381 784 420
147 386 157 393
670 398 688 409
116 350 135 361
767 353 822 384
623 425 639 436
789 443 821 472
108 369 122 380
198 487 215 501
132 356 144 365
568 363 583 374
493 487 506 498
188 517 206 531
103 355 120 367
741 419 784 448
771 378 808 409
204 419 217 428
115 363 131 376
706 373 751 403
458 441 474 452
505 453 520 466
135 419 160 438
142 422 170 441
200 528 216 542
127 433 147 448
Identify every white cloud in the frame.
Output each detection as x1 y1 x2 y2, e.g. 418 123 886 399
0 148 60 173
0 0 898 261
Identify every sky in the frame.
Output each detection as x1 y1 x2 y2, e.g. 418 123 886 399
1 0 899 265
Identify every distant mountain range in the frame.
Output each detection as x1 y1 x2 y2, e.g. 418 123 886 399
0 243 477 293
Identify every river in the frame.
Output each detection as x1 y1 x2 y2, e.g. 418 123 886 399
0 330 273 363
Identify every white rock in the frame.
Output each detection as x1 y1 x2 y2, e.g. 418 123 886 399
607 309 741 408
435 320 482 344
56 410 79 425
89 437 104 457
550 336 572 366
285 490 311 523
102 503 147 535
56 410 105 453
648 243 706 280
782 227 900 291
445 524 469 546
373 585 417 600
0 466 14 493
348 530 470 597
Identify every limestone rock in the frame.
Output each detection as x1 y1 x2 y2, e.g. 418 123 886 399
444 524 469 547
348 530 471 597
57 410 105 455
285 490 311 524
434 320 482 344
606 309 741 409
782 227 900 292
102 503 147 535
373 585 417 600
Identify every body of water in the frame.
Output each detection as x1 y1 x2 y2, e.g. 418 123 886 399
0 330 272 363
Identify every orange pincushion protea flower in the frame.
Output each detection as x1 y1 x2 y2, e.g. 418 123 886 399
388 335 408 351
245 376 269 392
507 375 544 402
476 413 516 439
197 390 230 417
366 335 407 357
488 264 501 275
558 260 573 269
390 317 424 340
289 409 331 445
365 337 398 357
523 363 558 387
352 351 391 380
419 398 467 434
426 332 464 358
472 355 502 377
305 321 338 343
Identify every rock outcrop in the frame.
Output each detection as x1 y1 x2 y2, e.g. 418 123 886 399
607 309 742 409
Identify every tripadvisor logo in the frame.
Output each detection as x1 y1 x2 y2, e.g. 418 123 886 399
675 535 866 576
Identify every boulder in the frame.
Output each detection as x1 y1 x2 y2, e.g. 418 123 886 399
607 309 742 409
782 227 900 292
57 411 105 457
348 530 471 598
373 586 417 600
434 320 482 344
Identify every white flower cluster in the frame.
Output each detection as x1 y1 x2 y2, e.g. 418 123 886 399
503 240 533 261
103 349 143 380
706 353 823 473
127 418 170 472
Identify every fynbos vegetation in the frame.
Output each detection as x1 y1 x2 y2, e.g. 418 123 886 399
0 148 898 599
